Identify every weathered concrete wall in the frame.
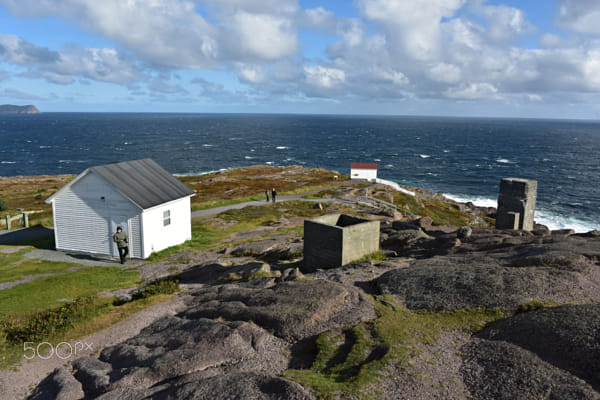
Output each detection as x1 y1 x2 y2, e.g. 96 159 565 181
341 220 380 265
303 217 343 272
496 178 537 231
303 214 380 272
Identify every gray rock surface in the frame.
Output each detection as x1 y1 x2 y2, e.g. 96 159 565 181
462 339 600 400
476 304 600 390
67 316 289 398
181 280 375 340
377 236 600 311
28 367 84 400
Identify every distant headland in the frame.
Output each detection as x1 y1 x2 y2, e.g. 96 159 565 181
0 104 40 114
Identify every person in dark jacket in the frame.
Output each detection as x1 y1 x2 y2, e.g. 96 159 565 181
113 226 129 264
265 189 270 202
271 188 277 203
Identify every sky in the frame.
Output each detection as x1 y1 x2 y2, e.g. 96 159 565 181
1 0 600 119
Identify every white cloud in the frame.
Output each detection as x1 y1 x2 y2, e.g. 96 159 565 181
0 34 59 64
581 50 600 90
475 4 534 43
1 0 217 68
225 11 298 61
236 63 266 83
557 0 600 35
427 63 461 84
444 82 499 100
304 65 345 88
358 0 466 60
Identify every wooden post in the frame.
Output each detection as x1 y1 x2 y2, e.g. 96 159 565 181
23 212 29 228
5 215 10 230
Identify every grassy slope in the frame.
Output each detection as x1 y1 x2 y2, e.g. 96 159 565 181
285 300 504 399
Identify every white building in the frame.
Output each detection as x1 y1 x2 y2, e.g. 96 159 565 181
350 163 378 181
45 159 195 259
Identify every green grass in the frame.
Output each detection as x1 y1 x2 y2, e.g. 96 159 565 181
516 299 560 314
148 200 330 262
390 192 483 227
0 258 77 284
0 290 177 369
0 266 139 319
285 298 504 399
191 195 263 211
355 250 388 263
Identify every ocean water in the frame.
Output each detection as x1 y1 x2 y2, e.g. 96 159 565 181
1 113 599 232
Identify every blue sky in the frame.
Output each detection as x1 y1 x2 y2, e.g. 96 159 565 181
1 0 600 119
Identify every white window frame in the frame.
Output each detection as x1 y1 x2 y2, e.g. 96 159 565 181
163 210 171 226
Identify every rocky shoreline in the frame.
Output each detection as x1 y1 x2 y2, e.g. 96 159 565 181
17 179 600 399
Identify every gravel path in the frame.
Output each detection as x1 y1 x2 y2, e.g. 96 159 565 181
191 195 336 218
0 293 188 400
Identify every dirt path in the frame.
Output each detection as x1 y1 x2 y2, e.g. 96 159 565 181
0 294 188 400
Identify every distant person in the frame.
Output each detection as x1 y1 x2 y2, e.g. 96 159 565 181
272 188 277 203
113 226 129 264
265 189 270 202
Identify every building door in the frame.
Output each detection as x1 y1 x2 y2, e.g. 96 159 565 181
110 216 130 258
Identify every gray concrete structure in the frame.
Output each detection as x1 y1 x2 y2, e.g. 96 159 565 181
496 178 537 231
303 214 380 272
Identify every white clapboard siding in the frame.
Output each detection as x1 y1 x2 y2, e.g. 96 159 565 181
129 214 143 259
141 197 191 258
54 172 140 256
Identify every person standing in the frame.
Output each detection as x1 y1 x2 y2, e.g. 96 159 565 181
272 188 277 203
113 226 129 264
265 189 270 202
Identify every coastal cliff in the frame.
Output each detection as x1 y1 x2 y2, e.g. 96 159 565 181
0 104 40 114
1 166 599 400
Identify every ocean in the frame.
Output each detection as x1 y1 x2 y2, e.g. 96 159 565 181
1 113 599 232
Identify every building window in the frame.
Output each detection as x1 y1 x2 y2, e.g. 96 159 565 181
163 210 171 226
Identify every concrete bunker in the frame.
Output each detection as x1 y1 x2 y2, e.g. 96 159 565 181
496 177 537 231
303 214 380 272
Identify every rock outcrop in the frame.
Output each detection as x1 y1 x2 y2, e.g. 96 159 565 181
27 200 600 400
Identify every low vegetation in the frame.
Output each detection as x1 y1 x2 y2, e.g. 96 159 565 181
285 299 504 399
179 165 346 210
390 191 478 226
0 175 71 227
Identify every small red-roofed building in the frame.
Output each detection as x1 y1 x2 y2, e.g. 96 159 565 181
350 163 378 181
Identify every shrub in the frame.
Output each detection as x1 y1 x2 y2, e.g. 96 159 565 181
0 197 7 211
131 278 179 301
1 296 107 344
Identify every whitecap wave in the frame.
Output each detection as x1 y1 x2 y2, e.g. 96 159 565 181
535 209 598 233
266 161 274 165
443 193 598 232
202 144 214 147
419 154 430 158
244 156 253 160
174 168 230 176
276 146 289 150
1 161 16 164
39 146 52 149
496 158 511 163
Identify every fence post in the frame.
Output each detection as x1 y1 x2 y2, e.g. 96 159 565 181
23 212 29 228
5 215 11 230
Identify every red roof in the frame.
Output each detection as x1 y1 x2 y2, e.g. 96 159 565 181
350 163 378 170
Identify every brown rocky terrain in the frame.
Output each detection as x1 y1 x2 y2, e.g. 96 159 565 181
20 180 600 400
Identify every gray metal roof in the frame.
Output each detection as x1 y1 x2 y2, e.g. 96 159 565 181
91 158 195 210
